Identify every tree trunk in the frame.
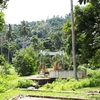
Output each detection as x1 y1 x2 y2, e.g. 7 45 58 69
8 41 10 63
70 0 77 79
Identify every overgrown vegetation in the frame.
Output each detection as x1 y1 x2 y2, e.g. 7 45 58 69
0 55 12 75
12 46 38 76
17 79 33 88
40 70 100 91
0 75 18 93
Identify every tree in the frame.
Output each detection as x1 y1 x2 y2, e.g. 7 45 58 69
71 0 77 79
18 20 30 48
63 1 100 67
8 41 19 62
43 38 53 51
30 36 43 51
0 0 9 31
0 0 9 56
6 24 13 62
50 32 64 50
0 55 11 75
0 12 5 31
12 46 38 76
75 3 100 64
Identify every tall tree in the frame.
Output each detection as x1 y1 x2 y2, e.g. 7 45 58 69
0 25 6 55
18 20 30 48
71 0 77 79
63 0 100 67
6 24 13 62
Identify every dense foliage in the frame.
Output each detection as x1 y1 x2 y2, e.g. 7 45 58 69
63 0 100 68
0 75 18 93
12 46 37 76
0 0 100 75
17 79 33 88
40 70 100 91
0 14 72 75
0 55 11 75
0 0 9 31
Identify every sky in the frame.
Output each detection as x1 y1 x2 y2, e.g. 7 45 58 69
4 0 79 24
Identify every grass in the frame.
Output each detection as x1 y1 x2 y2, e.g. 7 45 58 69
0 88 91 100
1 69 100 100
0 87 100 100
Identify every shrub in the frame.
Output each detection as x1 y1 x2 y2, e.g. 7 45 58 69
0 55 6 65
17 79 33 88
0 75 18 93
0 55 11 75
77 64 87 70
12 46 38 76
0 63 11 75
19 54 35 76
40 71 100 91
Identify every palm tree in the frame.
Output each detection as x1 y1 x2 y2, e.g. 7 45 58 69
6 24 13 62
18 20 30 49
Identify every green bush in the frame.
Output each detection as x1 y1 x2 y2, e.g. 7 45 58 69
40 71 100 91
0 55 6 65
88 72 100 87
0 75 18 93
0 63 11 75
17 79 33 88
0 55 12 75
12 46 38 76
77 64 87 70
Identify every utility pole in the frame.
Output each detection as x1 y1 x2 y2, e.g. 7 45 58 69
70 0 77 79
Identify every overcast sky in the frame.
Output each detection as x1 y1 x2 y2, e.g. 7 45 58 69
4 0 79 24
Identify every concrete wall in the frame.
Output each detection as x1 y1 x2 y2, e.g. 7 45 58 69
49 70 86 79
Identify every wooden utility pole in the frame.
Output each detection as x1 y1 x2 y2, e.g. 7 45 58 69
70 0 77 79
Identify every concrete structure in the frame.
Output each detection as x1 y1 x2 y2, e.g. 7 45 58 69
49 70 86 79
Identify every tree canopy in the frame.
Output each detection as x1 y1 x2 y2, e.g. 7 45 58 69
63 0 100 67
0 0 9 31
